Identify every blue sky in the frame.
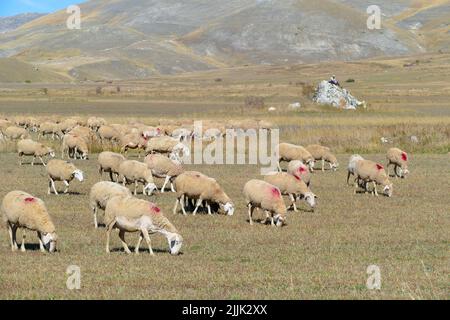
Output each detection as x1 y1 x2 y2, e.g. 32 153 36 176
0 0 87 17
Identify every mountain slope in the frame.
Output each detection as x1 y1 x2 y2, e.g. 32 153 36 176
0 13 45 34
0 0 448 82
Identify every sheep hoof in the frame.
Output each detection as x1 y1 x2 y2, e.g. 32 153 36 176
20 246 26 252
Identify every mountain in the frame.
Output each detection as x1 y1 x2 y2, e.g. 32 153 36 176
0 13 45 34
0 0 448 82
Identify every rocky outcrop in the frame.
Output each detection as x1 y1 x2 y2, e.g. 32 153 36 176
312 81 366 110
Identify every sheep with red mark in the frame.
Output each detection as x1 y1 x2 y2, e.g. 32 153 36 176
305 144 339 171
287 160 311 186
386 147 409 178
243 179 287 226
277 143 315 172
354 160 393 197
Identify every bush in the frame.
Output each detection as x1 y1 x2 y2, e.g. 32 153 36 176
346 78 355 83
24 80 31 84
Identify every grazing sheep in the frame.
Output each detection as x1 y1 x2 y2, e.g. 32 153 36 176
98 151 126 182
145 136 190 161
120 133 148 158
347 154 364 185
98 125 121 144
87 116 107 131
38 121 60 140
58 119 78 134
354 160 393 197
61 134 89 160
144 154 184 192
17 139 55 166
3 126 30 140
1 191 57 252
243 179 287 226
277 143 315 172
287 160 311 186
105 195 183 255
264 172 317 211
46 159 84 195
172 171 234 216
118 160 157 196
305 144 339 171
386 148 409 178
89 181 131 228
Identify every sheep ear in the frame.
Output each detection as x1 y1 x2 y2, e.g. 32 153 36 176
314 194 318 199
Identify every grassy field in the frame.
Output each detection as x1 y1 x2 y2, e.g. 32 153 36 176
0 152 448 299
0 53 448 299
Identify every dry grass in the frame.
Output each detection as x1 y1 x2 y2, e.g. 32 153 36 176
0 152 448 299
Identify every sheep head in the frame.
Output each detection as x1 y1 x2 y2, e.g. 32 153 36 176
42 232 58 252
168 233 183 255
304 191 318 210
73 169 84 182
383 183 393 197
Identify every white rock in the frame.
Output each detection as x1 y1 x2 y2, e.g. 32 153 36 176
313 80 365 109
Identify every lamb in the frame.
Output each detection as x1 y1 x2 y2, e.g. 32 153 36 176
61 134 89 160
46 159 84 195
98 151 126 182
17 139 55 166
144 153 184 193
386 148 409 178
3 126 30 140
89 181 131 228
145 136 190 162
118 160 157 196
277 143 315 172
347 154 364 185
105 195 183 255
172 171 234 216
287 160 311 186
243 179 287 227
264 172 317 211
305 144 339 171
1 190 57 252
354 160 393 197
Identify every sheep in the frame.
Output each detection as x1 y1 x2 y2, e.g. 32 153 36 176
58 119 78 134
104 195 183 255
118 160 157 196
277 143 315 172
98 125 121 144
287 160 312 186
144 153 184 193
243 179 287 227
61 134 89 160
172 171 234 216
87 116 107 131
46 159 84 195
354 160 393 197
264 172 317 211
386 148 409 178
347 154 364 185
38 121 60 140
98 151 126 182
145 136 190 162
1 190 57 252
305 144 339 171
3 126 30 140
17 139 55 166
89 181 131 228
120 133 148 158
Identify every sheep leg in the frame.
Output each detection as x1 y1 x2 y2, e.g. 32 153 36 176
31 155 36 166
248 203 254 225
161 176 170 193
192 198 203 215
322 159 325 172
173 198 179 215
207 202 212 215
266 211 275 226
347 171 352 185
170 181 175 192
20 230 26 252
11 225 19 251
141 229 154 255
93 206 98 229
6 223 16 251
289 194 298 212
180 195 188 215
394 165 399 179
37 231 45 252
51 178 58 195
373 181 379 196
108 171 114 182
353 178 358 195
277 162 282 172
134 181 138 195
118 230 131 254
135 233 143 254
63 180 69 194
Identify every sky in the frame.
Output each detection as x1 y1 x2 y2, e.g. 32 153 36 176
0 0 87 17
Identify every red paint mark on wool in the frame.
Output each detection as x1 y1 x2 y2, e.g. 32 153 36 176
24 197 35 203
293 174 301 181
149 204 161 213
401 152 408 161
271 187 281 198
376 164 384 170
298 166 306 173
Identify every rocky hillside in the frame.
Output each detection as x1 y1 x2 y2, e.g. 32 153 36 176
0 13 44 34
0 0 448 82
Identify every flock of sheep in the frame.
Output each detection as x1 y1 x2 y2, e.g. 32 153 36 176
0 115 410 255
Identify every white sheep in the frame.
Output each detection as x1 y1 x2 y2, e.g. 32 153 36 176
46 159 84 195
264 172 317 211
386 147 409 178
144 154 184 193
17 139 55 166
89 181 131 228
277 143 315 172
243 179 287 226
305 144 339 171
354 160 393 197
172 171 234 216
118 160 157 196
61 134 89 160
347 154 364 185
98 151 126 182
3 126 30 140
287 160 311 186
105 195 183 255
1 190 57 252
145 136 190 162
